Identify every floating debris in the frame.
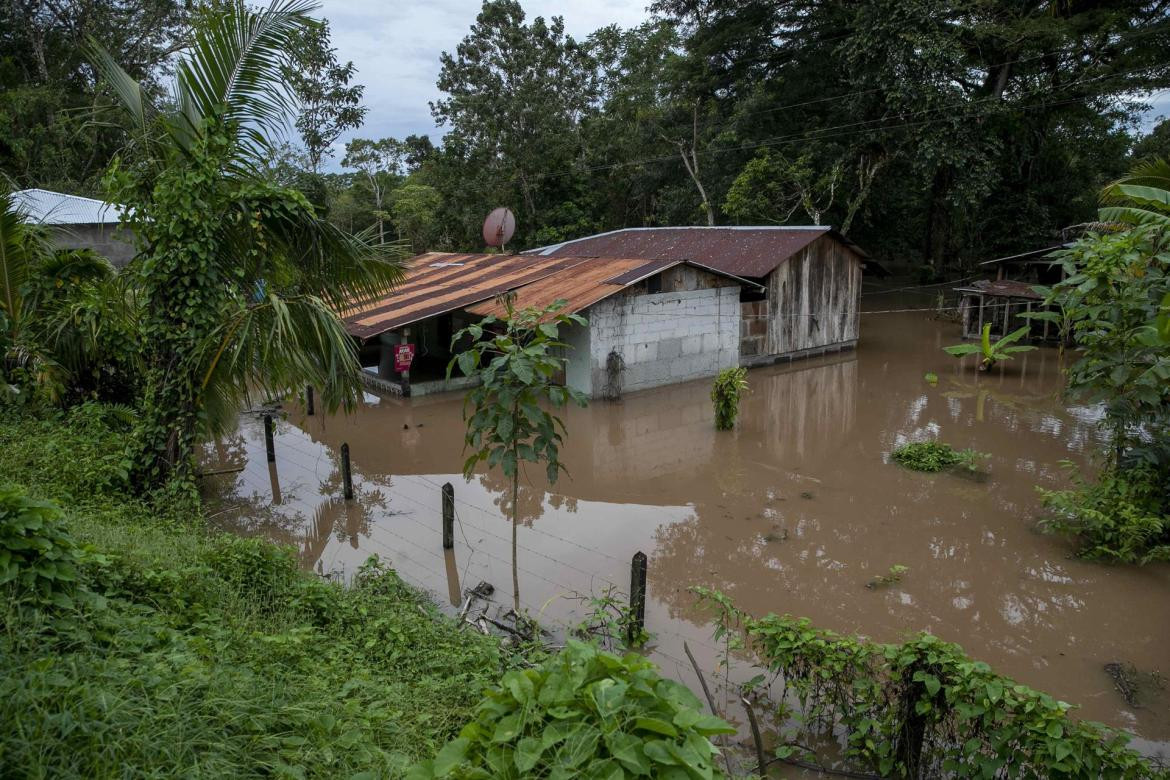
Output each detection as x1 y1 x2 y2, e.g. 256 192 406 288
1104 662 1166 708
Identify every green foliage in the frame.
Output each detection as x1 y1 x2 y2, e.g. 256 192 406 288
407 640 734 779
91 0 404 485
943 323 1036 371
572 584 650 652
449 299 587 612
0 486 80 607
1039 462 1170 564
0 404 503 778
449 299 587 484
692 588 1162 780
891 441 987 474
282 16 366 173
710 367 747 431
866 564 909 589
1031 190 1170 562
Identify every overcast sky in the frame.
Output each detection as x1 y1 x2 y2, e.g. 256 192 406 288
315 0 651 170
314 0 1169 172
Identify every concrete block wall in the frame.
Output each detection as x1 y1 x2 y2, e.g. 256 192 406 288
576 286 741 398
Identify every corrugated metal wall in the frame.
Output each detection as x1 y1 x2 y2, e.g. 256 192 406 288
765 235 862 356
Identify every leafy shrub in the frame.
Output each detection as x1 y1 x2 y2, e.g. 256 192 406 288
711 367 748 430
408 640 735 779
891 441 987 474
1039 462 1170 564
0 486 80 608
0 404 504 778
694 588 1162 779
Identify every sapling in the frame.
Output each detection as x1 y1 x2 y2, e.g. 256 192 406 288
448 298 587 614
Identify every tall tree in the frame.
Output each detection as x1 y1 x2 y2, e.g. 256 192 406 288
284 17 366 173
0 0 188 190
91 0 402 485
432 0 597 246
342 137 404 241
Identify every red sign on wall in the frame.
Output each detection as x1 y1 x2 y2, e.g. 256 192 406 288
394 343 416 372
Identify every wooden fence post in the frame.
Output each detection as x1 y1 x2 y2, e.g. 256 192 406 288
442 482 454 549
341 443 353 500
306 385 314 416
263 414 275 462
628 551 647 645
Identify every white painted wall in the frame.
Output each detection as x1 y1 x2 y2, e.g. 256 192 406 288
568 286 741 399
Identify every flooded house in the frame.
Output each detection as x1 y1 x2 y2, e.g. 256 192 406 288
11 189 135 268
525 226 874 365
954 245 1068 342
340 251 760 398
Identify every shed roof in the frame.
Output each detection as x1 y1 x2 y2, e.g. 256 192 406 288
341 252 759 340
11 188 126 225
526 226 869 278
955 279 1045 300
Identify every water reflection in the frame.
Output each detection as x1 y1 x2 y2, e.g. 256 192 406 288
201 310 1169 752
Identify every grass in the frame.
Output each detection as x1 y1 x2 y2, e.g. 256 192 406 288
0 403 503 779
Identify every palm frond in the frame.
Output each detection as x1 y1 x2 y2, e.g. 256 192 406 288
195 292 363 436
86 38 156 137
217 188 406 309
0 191 56 330
1097 205 1170 229
174 0 317 153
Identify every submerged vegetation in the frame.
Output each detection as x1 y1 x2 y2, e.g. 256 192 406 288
694 588 1164 779
711 367 748 431
943 323 1037 371
0 404 502 777
892 441 987 474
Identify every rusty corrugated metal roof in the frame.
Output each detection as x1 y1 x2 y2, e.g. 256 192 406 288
340 252 590 340
465 257 670 320
526 226 868 278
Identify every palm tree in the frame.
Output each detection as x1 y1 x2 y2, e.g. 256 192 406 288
1 192 129 402
90 0 404 483
1100 158 1170 228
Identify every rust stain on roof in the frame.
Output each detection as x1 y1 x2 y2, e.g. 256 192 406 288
340 252 589 340
527 226 868 278
465 257 673 320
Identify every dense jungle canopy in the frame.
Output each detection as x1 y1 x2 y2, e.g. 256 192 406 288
3 0 1170 271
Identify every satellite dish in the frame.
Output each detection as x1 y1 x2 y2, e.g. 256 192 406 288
482 207 516 250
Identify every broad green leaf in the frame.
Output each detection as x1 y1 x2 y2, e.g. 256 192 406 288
514 737 544 773
633 718 678 738
433 738 470 776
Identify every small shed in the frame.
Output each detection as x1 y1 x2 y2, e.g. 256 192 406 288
526 226 873 365
954 245 1067 342
11 189 135 268
339 252 760 398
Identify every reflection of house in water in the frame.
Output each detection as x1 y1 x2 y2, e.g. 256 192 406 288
584 351 859 486
955 245 1068 342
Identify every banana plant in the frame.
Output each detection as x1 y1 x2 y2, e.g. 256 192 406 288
944 323 1036 371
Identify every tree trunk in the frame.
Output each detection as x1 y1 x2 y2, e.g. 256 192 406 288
511 460 520 614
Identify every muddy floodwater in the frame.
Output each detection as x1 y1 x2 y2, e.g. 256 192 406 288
204 296 1169 761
